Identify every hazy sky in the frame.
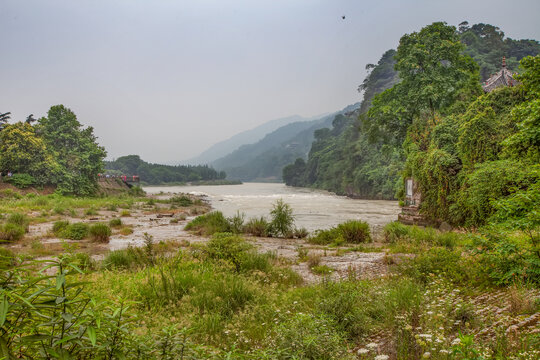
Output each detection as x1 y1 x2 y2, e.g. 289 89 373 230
2 0 539 164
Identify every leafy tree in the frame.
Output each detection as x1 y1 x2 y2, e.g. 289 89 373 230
37 105 106 195
367 22 481 144
0 122 59 185
0 112 11 131
502 55 540 163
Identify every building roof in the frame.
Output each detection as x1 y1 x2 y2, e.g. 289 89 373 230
482 57 519 92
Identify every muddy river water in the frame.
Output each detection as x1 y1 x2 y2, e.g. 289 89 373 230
144 183 400 233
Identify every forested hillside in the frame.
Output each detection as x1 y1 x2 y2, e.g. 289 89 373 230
284 22 540 203
184 115 307 165
105 155 226 185
211 104 359 181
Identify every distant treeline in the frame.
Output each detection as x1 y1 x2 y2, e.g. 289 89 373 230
104 155 226 185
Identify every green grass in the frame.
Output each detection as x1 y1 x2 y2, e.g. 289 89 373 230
89 223 112 243
185 211 231 235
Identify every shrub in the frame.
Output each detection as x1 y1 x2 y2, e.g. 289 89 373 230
244 217 269 237
268 199 295 238
109 218 122 227
169 195 193 207
5 173 36 188
293 227 309 239
336 220 371 243
89 223 112 243
0 223 25 242
206 233 252 271
308 228 342 245
120 210 131 217
60 223 89 240
228 211 245 234
52 220 70 234
120 227 134 235
472 230 540 286
85 207 97 216
7 213 29 232
383 221 410 243
185 211 231 235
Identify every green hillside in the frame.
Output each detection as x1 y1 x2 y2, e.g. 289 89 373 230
284 22 540 203
211 104 360 181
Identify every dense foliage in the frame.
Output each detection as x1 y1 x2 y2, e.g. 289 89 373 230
0 105 106 195
105 155 225 185
283 52 403 199
283 22 540 202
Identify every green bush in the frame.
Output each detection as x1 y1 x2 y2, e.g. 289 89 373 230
169 195 193 207
205 233 252 271
52 220 70 234
308 220 371 245
228 211 245 234
109 218 123 227
89 223 112 243
7 212 29 232
383 221 411 243
243 216 269 237
5 173 36 188
185 211 231 235
60 223 89 240
308 228 342 245
472 230 540 286
336 220 371 243
268 199 295 238
0 223 25 242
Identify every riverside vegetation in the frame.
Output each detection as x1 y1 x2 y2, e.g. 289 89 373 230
1 21 539 360
1 188 539 358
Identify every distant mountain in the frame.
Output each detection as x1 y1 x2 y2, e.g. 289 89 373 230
211 103 361 181
182 115 308 165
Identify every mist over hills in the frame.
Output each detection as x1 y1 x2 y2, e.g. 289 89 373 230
183 114 315 165
209 103 361 181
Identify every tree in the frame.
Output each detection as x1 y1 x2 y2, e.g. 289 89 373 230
0 112 11 131
0 122 59 184
37 105 106 195
367 22 481 144
502 55 540 163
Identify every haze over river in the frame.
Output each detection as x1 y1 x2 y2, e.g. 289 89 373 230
144 183 400 232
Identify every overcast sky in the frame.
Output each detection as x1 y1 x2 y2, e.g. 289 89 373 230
2 0 539 164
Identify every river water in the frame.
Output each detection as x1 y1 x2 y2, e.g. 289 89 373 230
144 183 400 232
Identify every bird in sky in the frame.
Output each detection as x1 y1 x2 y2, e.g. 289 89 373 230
342 15 346 20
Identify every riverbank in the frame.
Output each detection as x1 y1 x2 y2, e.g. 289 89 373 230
1 190 538 359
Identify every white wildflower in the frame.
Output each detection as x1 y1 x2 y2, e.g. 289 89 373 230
357 348 369 355
374 356 389 360
366 342 378 349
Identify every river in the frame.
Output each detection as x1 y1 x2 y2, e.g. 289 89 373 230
144 183 400 232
